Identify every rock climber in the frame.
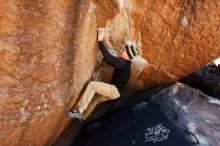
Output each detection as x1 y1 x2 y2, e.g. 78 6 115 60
66 28 137 120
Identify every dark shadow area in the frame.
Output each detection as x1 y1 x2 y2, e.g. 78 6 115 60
72 87 192 146
179 63 220 99
52 119 83 146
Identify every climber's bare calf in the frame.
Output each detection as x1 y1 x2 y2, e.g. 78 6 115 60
66 28 137 120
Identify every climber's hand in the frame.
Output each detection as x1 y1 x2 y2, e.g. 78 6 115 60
98 28 105 41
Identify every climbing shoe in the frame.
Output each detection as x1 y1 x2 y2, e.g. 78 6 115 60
66 109 83 120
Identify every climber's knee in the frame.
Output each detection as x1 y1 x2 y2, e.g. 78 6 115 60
88 81 97 89
110 86 120 99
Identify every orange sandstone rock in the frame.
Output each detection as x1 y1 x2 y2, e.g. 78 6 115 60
0 0 219 145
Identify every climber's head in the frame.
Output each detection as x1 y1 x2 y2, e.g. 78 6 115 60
119 44 137 60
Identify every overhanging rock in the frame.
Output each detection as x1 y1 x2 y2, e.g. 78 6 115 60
0 0 220 145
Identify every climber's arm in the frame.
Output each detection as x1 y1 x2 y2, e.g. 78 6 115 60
98 41 125 68
97 30 125 68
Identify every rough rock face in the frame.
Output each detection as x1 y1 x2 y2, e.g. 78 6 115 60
0 1 97 146
0 0 220 145
151 83 220 146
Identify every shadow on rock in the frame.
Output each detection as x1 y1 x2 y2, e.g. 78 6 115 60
180 63 220 99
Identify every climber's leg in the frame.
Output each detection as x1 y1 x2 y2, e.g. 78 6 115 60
66 81 120 119
77 81 120 113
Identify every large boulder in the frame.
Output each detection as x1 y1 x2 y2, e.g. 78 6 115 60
151 83 220 146
180 63 220 99
0 0 220 145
